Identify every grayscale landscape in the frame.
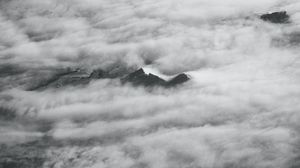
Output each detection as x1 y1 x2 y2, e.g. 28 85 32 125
0 0 300 168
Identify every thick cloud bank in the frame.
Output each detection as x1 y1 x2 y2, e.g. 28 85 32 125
1 0 300 168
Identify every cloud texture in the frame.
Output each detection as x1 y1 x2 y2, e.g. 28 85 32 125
1 0 300 168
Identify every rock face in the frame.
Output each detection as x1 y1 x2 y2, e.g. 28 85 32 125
166 74 190 87
27 69 89 91
29 68 190 90
260 11 290 24
122 69 166 87
122 68 190 87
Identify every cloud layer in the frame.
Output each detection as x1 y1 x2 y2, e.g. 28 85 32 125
1 0 300 168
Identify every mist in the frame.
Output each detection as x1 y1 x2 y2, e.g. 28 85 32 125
1 0 300 168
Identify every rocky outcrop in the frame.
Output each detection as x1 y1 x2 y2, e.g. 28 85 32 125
122 68 190 87
28 67 190 90
166 73 190 87
260 11 290 24
27 69 88 91
122 69 166 87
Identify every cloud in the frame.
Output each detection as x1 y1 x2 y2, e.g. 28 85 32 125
1 0 300 168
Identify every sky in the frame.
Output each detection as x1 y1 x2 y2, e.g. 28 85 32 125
1 0 300 168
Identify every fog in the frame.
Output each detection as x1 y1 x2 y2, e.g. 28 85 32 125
1 0 300 168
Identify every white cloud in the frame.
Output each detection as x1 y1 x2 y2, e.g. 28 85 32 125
1 0 300 167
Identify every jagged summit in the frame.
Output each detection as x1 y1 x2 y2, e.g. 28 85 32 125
29 68 190 90
260 11 290 24
122 68 190 87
